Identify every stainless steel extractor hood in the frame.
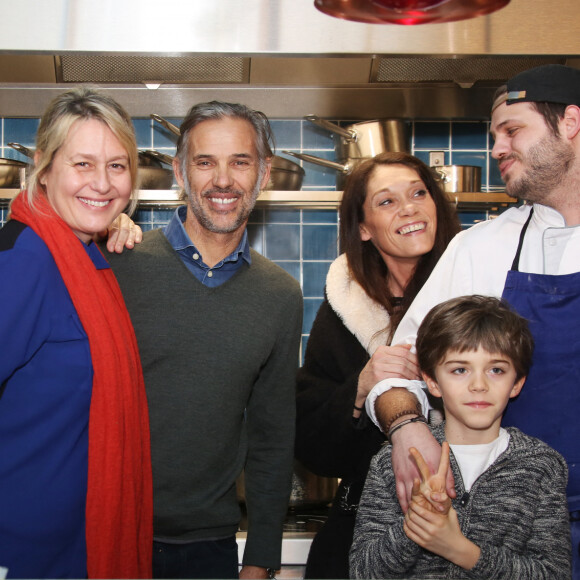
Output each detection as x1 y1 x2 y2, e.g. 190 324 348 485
0 0 579 119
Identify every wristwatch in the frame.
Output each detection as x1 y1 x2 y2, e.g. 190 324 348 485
267 568 277 579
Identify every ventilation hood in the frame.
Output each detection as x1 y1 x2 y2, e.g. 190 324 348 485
0 0 579 119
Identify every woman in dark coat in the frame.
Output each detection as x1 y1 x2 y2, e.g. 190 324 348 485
295 152 460 579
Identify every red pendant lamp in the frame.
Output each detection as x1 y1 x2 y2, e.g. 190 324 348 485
314 0 510 25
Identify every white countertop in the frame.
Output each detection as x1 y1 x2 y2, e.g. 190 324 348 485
236 531 314 566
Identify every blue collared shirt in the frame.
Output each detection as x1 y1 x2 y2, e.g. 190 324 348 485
163 205 251 287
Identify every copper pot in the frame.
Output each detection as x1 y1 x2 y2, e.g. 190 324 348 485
314 0 510 25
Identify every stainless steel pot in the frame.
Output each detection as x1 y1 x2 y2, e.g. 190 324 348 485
0 157 27 188
305 115 409 159
136 150 174 190
150 113 305 191
236 460 338 507
8 142 175 190
282 117 409 189
269 156 305 191
432 164 482 193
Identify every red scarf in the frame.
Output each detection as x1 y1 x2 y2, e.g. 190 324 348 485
10 193 153 579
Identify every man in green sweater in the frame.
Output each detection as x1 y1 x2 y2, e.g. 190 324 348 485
105 102 303 579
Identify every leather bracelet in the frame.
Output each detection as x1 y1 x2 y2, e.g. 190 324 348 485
387 415 427 443
384 408 422 432
353 404 364 412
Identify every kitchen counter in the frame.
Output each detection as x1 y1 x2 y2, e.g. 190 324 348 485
236 530 313 579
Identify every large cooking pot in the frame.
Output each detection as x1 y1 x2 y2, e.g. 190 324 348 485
305 115 409 159
432 165 482 193
282 116 409 189
0 157 27 188
8 142 174 190
150 113 305 191
136 150 174 190
236 460 338 507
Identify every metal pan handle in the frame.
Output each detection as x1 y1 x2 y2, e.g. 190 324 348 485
150 114 181 137
8 142 34 159
304 115 358 142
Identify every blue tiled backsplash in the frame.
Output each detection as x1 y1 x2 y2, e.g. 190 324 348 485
0 116 507 355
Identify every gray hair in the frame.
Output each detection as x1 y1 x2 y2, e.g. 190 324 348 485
175 101 274 181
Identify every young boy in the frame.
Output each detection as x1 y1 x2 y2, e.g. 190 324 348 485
350 295 572 579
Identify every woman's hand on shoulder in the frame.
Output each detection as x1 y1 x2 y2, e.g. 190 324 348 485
100 213 143 253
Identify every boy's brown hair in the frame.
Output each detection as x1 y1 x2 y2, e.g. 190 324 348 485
416 295 534 381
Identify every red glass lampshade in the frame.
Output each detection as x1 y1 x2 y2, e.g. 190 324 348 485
314 0 510 25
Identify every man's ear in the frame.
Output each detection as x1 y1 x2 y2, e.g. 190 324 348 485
510 376 526 399
259 158 272 191
173 156 184 189
422 372 442 399
562 105 580 140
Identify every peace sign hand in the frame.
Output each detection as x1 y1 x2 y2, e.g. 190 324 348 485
409 441 453 514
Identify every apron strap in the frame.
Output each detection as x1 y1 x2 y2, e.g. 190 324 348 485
511 206 535 272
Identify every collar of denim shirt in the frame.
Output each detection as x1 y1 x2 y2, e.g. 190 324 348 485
163 205 251 287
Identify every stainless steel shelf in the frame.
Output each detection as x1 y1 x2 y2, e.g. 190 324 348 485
0 189 516 210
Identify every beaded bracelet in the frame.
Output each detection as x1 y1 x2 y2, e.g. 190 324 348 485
384 408 422 432
387 415 427 443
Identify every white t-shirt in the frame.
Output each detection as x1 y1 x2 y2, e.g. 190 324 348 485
449 428 510 491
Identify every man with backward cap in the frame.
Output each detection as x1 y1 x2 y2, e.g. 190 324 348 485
363 64 580 577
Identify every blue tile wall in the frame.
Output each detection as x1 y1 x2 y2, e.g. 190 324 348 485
1 115 510 348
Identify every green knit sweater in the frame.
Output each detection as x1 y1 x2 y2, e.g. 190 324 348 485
105 229 303 569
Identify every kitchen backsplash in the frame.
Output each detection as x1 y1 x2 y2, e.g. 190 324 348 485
0 116 509 355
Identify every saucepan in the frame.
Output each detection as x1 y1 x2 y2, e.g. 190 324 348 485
8 142 175 190
432 165 482 193
282 116 410 189
150 114 305 191
304 115 410 160
0 157 27 189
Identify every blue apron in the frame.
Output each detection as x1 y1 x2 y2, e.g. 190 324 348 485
501 206 580 575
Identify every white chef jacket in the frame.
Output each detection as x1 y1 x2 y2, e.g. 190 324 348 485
366 202 580 429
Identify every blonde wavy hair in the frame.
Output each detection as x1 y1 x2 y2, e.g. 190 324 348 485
27 86 139 215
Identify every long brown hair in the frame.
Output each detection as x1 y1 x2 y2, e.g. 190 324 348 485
339 152 460 342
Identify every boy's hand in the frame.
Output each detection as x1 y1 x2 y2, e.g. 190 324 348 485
409 441 452 514
404 502 480 570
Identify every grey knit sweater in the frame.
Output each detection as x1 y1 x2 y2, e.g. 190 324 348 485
105 229 303 569
350 423 572 579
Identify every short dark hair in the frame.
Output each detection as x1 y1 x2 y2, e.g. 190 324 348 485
416 295 534 381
